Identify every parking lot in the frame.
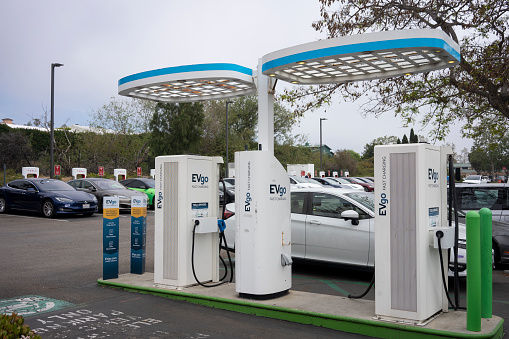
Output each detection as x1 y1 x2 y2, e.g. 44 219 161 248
1 210 508 337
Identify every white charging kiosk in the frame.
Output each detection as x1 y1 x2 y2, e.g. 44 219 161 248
72 167 87 179
114 169 126 181
22 167 39 178
154 155 223 288
374 144 453 323
235 151 292 297
150 169 155 179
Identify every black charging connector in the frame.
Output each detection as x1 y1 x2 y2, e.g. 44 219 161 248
436 230 457 310
190 179 234 288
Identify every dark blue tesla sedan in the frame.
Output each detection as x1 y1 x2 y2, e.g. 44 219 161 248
0 178 98 218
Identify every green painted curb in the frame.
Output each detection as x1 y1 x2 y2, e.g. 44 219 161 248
97 279 504 339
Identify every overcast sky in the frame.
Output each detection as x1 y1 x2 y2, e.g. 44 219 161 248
0 0 472 155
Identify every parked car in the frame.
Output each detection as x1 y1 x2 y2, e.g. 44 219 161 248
495 175 508 183
340 177 374 192
463 175 490 184
452 182 509 268
68 178 147 211
224 187 467 274
311 177 343 188
352 177 373 184
219 180 235 205
289 175 323 188
120 178 155 209
223 178 235 186
0 178 98 218
362 177 375 183
326 177 364 191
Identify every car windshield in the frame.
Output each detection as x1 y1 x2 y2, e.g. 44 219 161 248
95 180 126 190
320 178 338 185
344 192 375 211
466 175 480 180
332 178 351 185
219 181 234 189
142 179 155 188
36 180 75 191
291 176 318 184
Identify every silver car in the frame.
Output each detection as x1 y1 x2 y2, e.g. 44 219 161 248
224 187 467 274
68 178 147 211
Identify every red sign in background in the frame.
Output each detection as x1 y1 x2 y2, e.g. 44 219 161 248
54 165 61 176
98 166 104 176
137 167 142 176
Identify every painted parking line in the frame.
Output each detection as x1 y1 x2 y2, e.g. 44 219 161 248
0 295 74 317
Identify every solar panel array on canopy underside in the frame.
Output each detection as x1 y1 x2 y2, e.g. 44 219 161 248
271 48 451 83
131 78 255 100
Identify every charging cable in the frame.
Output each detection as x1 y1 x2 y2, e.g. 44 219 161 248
190 179 234 287
436 230 462 310
348 273 375 299
191 220 229 287
220 179 234 282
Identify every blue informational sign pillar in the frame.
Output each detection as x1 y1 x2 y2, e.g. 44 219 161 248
103 197 119 280
130 196 147 274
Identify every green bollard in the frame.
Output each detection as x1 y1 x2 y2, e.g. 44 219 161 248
479 208 493 318
466 211 481 332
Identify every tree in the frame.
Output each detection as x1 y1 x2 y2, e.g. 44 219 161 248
86 97 154 174
149 102 205 156
468 130 509 174
0 131 33 170
275 135 320 169
201 96 301 161
362 135 399 159
283 0 509 141
457 147 470 163
410 128 419 143
327 149 358 175
89 97 155 134
401 134 409 144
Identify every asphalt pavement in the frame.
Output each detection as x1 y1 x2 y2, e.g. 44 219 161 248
1 210 507 338
0 210 368 338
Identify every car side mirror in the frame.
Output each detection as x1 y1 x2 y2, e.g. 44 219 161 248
341 210 360 225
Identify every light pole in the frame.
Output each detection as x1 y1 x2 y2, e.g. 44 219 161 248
50 63 64 178
320 118 327 175
225 101 233 178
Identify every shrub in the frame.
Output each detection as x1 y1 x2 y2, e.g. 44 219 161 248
0 312 41 338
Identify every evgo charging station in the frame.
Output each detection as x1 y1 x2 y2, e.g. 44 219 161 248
115 29 496 331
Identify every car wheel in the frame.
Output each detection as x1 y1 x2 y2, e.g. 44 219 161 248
0 196 7 213
42 200 55 218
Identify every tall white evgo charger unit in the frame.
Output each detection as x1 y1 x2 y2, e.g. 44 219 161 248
374 144 453 323
235 151 292 298
154 155 223 288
